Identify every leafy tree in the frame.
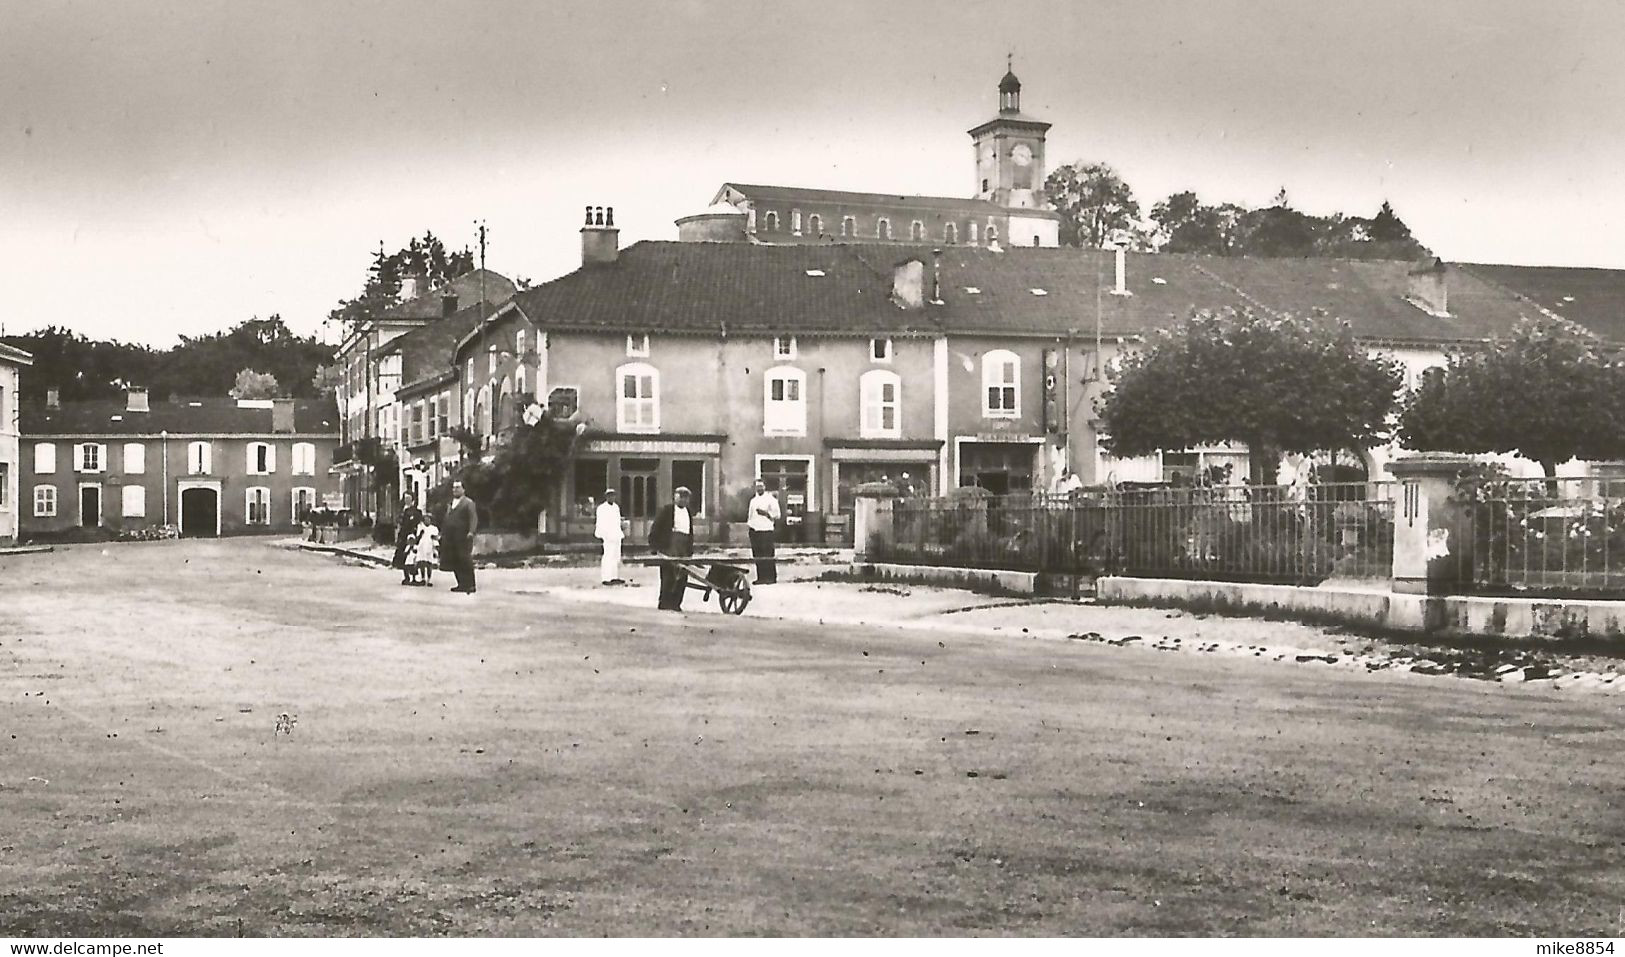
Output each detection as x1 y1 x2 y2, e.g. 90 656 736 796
1 327 158 402
430 406 584 531
327 232 477 331
1044 161 1142 248
1399 317 1625 478
1098 308 1405 485
229 368 281 399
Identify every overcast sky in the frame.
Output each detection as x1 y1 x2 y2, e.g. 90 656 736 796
4 0 1622 346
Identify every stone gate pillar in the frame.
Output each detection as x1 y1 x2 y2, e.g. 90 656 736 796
1387 453 1475 595
852 482 898 562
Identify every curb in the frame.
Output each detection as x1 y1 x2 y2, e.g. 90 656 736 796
294 542 392 567
0 545 54 556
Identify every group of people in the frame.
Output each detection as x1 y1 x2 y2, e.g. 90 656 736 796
392 481 481 594
594 480 784 611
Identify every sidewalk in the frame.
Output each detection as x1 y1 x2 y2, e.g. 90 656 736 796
496 562 1625 696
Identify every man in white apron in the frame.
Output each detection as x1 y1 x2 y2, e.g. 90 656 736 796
595 487 626 585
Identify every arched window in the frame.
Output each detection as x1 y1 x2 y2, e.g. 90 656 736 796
478 383 493 437
982 349 1020 418
464 389 476 430
968 222 979 245
877 218 891 240
910 221 925 241
763 210 779 231
498 376 513 431
791 208 802 235
841 216 855 237
515 364 527 401
986 223 998 246
944 223 958 244
763 365 807 436
617 362 660 433
860 369 902 438
807 214 822 236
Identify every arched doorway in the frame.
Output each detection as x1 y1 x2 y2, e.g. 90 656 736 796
180 486 219 538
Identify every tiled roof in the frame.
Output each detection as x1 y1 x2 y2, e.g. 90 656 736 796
379 300 494 386
1458 263 1625 342
373 268 516 321
21 397 339 436
717 183 1019 217
508 241 1548 344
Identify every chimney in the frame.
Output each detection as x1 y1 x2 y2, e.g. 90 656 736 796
126 387 149 413
271 397 296 433
581 205 620 266
46 388 60 410
1406 257 1449 317
399 270 428 301
891 259 925 310
1110 245 1132 297
930 249 944 304
441 292 459 317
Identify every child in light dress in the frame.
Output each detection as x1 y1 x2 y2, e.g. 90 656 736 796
412 517 440 587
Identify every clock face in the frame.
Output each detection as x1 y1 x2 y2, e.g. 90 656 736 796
1011 144 1033 166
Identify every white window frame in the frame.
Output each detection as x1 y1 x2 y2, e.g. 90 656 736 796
122 442 145 475
986 223 999 245
515 365 527 401
791 208 802 236
773 336 797 360
860 369 902 439
910 220 925 241
121 484 146 519
75 443 105 474
763 211 779 231
292 442 316 475
33 484 56 517
870 338 893 363
969 222 979 245
877 218 891 240
944 222 958 244
515 328 527 359
245 486 272 526
626 333 651 358
807 213 822 236
616 362 660 434
982 349 1021 419
34 442 56 474
763 365 808 437
292 486 317 521
188 441 212 476
246 441 275 475
841 216 855 237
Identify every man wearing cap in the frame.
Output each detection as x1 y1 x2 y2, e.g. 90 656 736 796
649 486 695 611
594 487 627 585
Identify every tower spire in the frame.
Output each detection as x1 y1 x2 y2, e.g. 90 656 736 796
999 55 1022 112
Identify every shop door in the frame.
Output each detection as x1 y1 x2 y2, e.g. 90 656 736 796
619 458 658 543
759 459 811 541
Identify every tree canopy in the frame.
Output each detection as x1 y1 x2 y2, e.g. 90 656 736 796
1045 162 1143 248
1398 317 1625 476
229 368 282 399
1097 308 1405 485
3 315 332 403
1148 189 1430 260
327 232 476 331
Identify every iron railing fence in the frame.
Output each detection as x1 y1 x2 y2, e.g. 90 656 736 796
871 482 1397 585
1454 475 1625 597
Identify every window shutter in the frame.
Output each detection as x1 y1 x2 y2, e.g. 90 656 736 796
97 444 108 473
266 444 276 473
246 445 256 474
72 443 84 473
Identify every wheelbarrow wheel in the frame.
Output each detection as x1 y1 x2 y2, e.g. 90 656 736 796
719 586 750 615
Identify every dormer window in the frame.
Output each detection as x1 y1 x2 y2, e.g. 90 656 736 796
773 336 797 360
626 333 650 357
870 338 893 362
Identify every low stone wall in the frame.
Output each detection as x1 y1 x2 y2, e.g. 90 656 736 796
849 562 1037 596
473 531 539 556
1097 576 1625 643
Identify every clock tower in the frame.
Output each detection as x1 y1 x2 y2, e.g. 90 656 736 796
969 59 1052 211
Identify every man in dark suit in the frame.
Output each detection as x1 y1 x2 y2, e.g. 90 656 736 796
648 486 695 611
441 480 479 594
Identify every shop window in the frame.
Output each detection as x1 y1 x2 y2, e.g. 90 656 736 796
672 460 705 516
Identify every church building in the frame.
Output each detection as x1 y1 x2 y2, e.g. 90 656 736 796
677 64 1063 249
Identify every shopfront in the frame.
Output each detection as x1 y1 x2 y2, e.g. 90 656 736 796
565 436 721 541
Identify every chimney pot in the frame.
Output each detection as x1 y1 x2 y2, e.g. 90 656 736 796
1406 257 1450 317
581 203 621 266
1111 246 1132 296
126 388 149 413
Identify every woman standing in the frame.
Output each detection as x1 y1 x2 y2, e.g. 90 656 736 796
393 495 424 585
